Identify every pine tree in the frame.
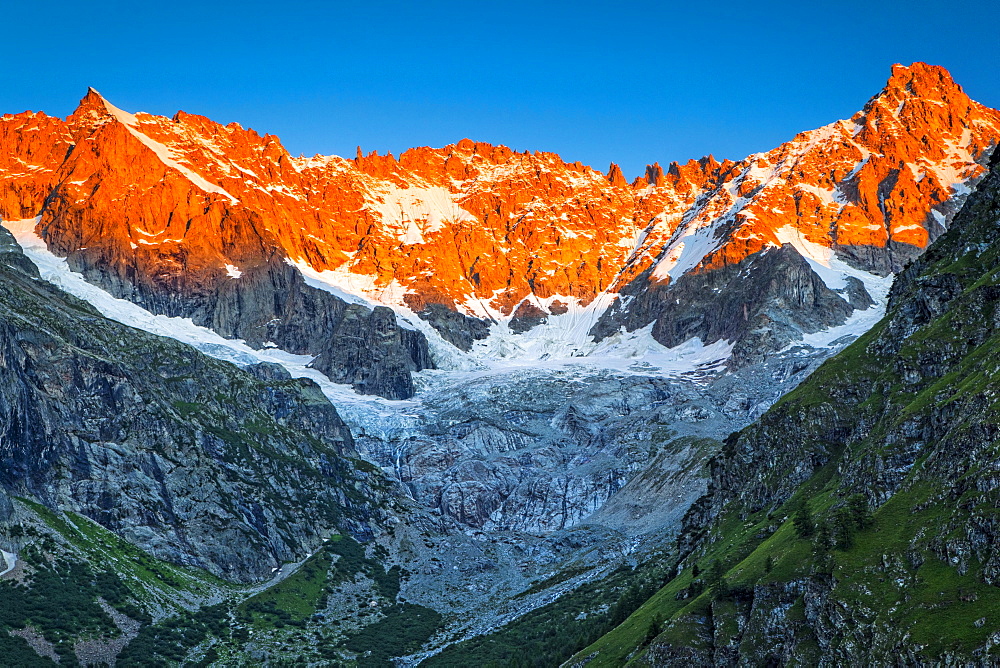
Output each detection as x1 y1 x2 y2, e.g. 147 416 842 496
793 501 815 538
710 575 729 600
706 559 728 600
645 612 665 644
834 507 855 550
813 522 832 556
847 494 871 529
706 559 724 585
764 555 774 575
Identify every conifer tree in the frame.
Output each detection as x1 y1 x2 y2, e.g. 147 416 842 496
847 494 871 529
793 501 815 538
834 507 855 550
707 559 728 599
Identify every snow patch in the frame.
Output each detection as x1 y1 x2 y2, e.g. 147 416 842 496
772 225 849 290
768 225 894 351
771 225 891 305
0 550 15 578
366 184 477 244
650 223 722 282
289 259 407 310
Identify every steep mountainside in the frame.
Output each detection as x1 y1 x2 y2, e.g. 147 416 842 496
1 93 434 400
0 223 390 582
0 63 997 380
0 224 463 665
567 145 1000 666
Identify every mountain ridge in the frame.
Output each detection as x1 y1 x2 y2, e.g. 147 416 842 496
564 142 1000 667
2 64 996 386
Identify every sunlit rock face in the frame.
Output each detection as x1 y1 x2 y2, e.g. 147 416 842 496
1 65 997 368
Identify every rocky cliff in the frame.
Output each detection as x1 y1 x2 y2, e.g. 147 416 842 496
569 143 1000 666
0 224 393 582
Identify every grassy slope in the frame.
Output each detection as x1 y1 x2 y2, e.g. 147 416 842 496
572 159 1000 665
425 553 675 668
3 499 444 666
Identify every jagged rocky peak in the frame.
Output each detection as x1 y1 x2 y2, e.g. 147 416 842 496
73 86 111 115
589 62 1000 363
606 161 628 187
0 63 996 390
878 61 970 109
645 161 665 186
67 86 138 131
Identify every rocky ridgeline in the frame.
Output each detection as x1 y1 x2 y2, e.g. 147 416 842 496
0 64 997 390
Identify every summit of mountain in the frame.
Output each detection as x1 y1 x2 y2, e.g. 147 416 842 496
0 62 997 389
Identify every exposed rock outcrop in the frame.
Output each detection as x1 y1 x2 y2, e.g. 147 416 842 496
593 243 860 367
0 225 392 580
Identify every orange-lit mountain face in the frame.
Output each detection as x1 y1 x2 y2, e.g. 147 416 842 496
0 63 997 391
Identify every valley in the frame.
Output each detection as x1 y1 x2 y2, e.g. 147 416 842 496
1 61 999 665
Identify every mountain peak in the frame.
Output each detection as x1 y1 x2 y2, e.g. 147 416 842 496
69 87 137 127
74 86 107 113
881 62 965 102
848 61 985 156
606 162 627 187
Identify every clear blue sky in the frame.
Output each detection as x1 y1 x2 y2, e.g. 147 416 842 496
4 1 998 179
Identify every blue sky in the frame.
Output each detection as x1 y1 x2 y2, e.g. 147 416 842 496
4 1 998 178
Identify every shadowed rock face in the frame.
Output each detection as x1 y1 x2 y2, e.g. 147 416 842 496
508 302 549 334
61 241 432 400
592 244 861 367
412 302 493 352
0 226 391 581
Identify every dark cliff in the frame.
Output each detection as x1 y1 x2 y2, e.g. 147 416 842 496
0 225 394 582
